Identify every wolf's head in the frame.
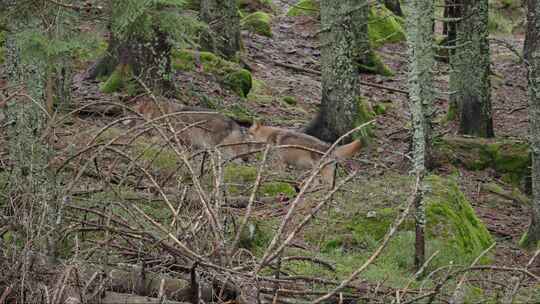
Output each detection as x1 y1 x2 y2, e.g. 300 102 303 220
248 121 270 141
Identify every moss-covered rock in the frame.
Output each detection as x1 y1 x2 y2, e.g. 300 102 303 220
435 137 530 186
223 69 253 97
368 5 406 47
359 51 394 76
425 176 494 258
287 0 320 17
99 64 135 94
171 49 238 74
260 181 296 198
373 101 392 115
241 11 273 37
282 96 297 106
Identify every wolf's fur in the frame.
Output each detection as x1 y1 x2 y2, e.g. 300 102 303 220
134 98 250 159
248 121 362 183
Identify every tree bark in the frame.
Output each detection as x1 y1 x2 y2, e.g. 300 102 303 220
200 0 241 60
406 0 435 269
450 0 494 137
304 0 364 143
524 0 540 248
525 0 540 62
86 2 175 96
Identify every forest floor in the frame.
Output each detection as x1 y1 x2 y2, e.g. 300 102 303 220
0 0 539 301
240 0 536 272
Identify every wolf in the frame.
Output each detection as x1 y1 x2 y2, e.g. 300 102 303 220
133 98 251 159
248 121 362 184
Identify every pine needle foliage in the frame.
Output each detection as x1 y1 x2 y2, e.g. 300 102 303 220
111 0 204 47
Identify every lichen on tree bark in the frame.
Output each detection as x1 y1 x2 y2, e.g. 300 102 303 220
523 0 540 248
305 0 366 143
450 0 494 137
405 0 435 268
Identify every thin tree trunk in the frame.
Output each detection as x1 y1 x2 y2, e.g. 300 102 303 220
304 0 364 143
524 0 540 248
525 0 540 62
405 0 435 269
450 0 494 137
200 0 241 60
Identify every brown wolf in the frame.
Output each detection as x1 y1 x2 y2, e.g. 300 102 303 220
133 98 250 159
248 121 362 184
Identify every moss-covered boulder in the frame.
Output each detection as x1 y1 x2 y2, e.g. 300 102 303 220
282 96 297 106
241 11 273 37
425 176 494 258
172 49 238 74
223 69 253 97
359 51 394 76
435 137 530 186
368 5 406 47
287 0 320 17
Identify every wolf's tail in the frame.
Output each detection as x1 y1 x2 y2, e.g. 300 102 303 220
333 140 362 159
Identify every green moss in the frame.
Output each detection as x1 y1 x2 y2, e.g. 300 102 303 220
259 182 296 198
241 12 273 37
287 0 320 17
425 176 494 260
300 173 492 286
282 96 297 105
236 219 275 252
368 6 406 47
488 8 513 34
134 144 178 170
99 64 134 94
223 69 253 97
184 0 200 10
373 101 391 115
224 104 256 124
224 163 257 184
353 96 376 142
359 51 394 76
435 137 530 186
171 49 234 74
347 208 414 244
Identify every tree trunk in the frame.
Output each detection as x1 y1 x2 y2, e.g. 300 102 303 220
523 0 540 248
304 0 364 143
406 0 435 269
200 0 241 60
87 2 174 96
384 0 403 17
525 0 540 62
450 0 494 137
